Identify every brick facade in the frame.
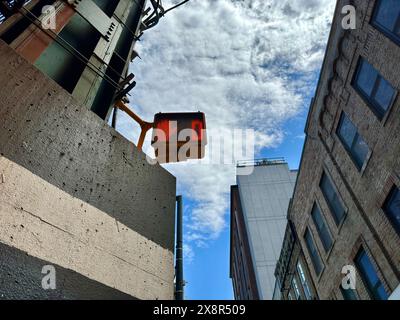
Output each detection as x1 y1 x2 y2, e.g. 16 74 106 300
277 0 400 300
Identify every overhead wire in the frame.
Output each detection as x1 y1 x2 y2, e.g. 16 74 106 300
141 0 191 31
18 5 125 92
14 0 192 123
62 0 147 73
162 0 190 16
112 0 146 40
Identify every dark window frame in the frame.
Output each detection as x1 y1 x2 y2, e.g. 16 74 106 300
336 112 370 171
340 285 359 300
319 172 346 226
352 58 397 120
291 276 302 300
371 0 400 46
296 260 313 300
304 228 324 277
354 248 389 300
311 203 334 253
382 185 400 236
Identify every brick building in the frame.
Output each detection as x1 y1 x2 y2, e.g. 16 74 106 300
275 0 400 300
274 220 319 300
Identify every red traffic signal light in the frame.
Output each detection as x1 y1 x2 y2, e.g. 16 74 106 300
115 101 207 164
152 112 207 163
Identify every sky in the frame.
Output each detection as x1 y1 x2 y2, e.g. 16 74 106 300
116 0 337 299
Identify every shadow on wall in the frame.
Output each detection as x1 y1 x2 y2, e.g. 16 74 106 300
0 242 136 300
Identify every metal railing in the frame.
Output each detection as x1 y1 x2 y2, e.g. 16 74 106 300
236 157 286 168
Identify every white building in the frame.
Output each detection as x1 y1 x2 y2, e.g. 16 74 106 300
230 158 297 300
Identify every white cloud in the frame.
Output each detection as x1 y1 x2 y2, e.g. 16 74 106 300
183 243 195 264
117 0 336 251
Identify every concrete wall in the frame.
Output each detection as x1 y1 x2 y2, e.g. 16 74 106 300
287 0 400 300
237 163 296 299
0 39 176 299
0 242 135 300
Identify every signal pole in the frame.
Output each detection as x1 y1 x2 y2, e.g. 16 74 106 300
175 195 184 300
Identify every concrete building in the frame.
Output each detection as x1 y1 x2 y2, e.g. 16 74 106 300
275 0 400 300
230 158 297 300
0 0 177 299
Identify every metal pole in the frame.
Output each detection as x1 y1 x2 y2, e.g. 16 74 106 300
175 195 184 300
111 107 118 129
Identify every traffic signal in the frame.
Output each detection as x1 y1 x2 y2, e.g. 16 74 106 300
152 112 207 163
115 101 207 164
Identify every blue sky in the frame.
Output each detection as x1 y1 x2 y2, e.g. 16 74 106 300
116 0 337 299
182 92 311 300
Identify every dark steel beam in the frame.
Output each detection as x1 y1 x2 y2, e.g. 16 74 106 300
175 195 184 300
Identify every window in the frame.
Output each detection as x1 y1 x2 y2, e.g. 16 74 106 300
292 277 301 300
304 229 323 276
297 261 312 300
340 285 358 300
320 173 346 225
383 186 400 235
288 292 293 300
353 58 396 119
355 249 389 300
372 0 400 45
336 113 370 170
311 204 333 252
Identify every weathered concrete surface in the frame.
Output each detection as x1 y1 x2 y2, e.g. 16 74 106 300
0 242 135 300
0 39 176 299
0 156 174 299
0 39 176 251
